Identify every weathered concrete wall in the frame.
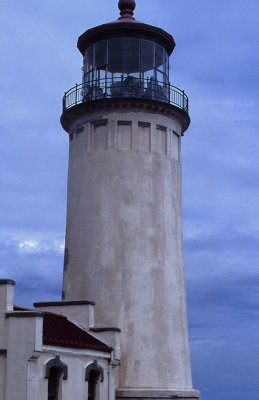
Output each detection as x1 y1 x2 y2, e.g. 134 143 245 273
62 109 193 391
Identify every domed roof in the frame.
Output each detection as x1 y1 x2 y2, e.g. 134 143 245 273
77 0 175 55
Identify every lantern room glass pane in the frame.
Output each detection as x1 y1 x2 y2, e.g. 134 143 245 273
156 70 164 84
141 40 154 69
85 45 94 72
108 38 124 68
95 40 107 68
124 38 140 65
155 44 164 70
84 71 93 84
141 66 154 81
123 65 140 76
165 52 169 76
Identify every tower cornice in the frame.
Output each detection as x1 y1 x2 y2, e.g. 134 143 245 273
60 98 190 135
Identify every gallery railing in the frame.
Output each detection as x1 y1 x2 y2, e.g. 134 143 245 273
62 77 189 113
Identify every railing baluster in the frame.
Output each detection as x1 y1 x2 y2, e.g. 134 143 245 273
75 84 78 105
63 92 66 112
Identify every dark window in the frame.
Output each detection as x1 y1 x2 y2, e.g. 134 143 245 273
85 360 104 400
88 370 100 400
45 356 67 400
48 367 62 400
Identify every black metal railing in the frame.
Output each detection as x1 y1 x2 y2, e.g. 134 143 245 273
62 77 189 113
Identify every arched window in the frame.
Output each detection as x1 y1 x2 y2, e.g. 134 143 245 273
45 356 68 400
48 367 62 400
85 360 104 400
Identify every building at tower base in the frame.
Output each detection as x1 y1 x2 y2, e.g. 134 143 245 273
0 279 120 400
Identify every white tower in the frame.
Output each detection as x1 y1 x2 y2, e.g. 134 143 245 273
61 1 199 400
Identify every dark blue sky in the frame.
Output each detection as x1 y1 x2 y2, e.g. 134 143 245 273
1 1 259 399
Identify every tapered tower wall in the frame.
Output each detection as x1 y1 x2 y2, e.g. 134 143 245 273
60 1 200 398
62 107 193 390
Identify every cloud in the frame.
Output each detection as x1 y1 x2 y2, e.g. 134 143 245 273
0 235 64 306
0 235 64 256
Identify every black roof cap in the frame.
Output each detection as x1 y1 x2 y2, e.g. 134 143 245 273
78 22 175 56
77 1 175 56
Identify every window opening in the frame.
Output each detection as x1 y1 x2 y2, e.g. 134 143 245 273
88 370 100 400
48 367 62 400
85 361 104 400
45 356 68 400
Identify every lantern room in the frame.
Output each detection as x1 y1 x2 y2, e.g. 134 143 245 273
82 37 169 101
61 0 189 129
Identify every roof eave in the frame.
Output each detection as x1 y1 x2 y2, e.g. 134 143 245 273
77 21 175 55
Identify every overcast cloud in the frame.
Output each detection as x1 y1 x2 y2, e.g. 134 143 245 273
0 1 259 399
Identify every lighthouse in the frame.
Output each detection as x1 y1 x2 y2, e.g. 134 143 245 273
60 1 199 400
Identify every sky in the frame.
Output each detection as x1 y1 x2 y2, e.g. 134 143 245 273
0 1 259 399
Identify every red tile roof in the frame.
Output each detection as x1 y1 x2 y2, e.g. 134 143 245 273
14 305 111 353
43 312 112 352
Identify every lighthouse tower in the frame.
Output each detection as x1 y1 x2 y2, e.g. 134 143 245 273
61 1 199 400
